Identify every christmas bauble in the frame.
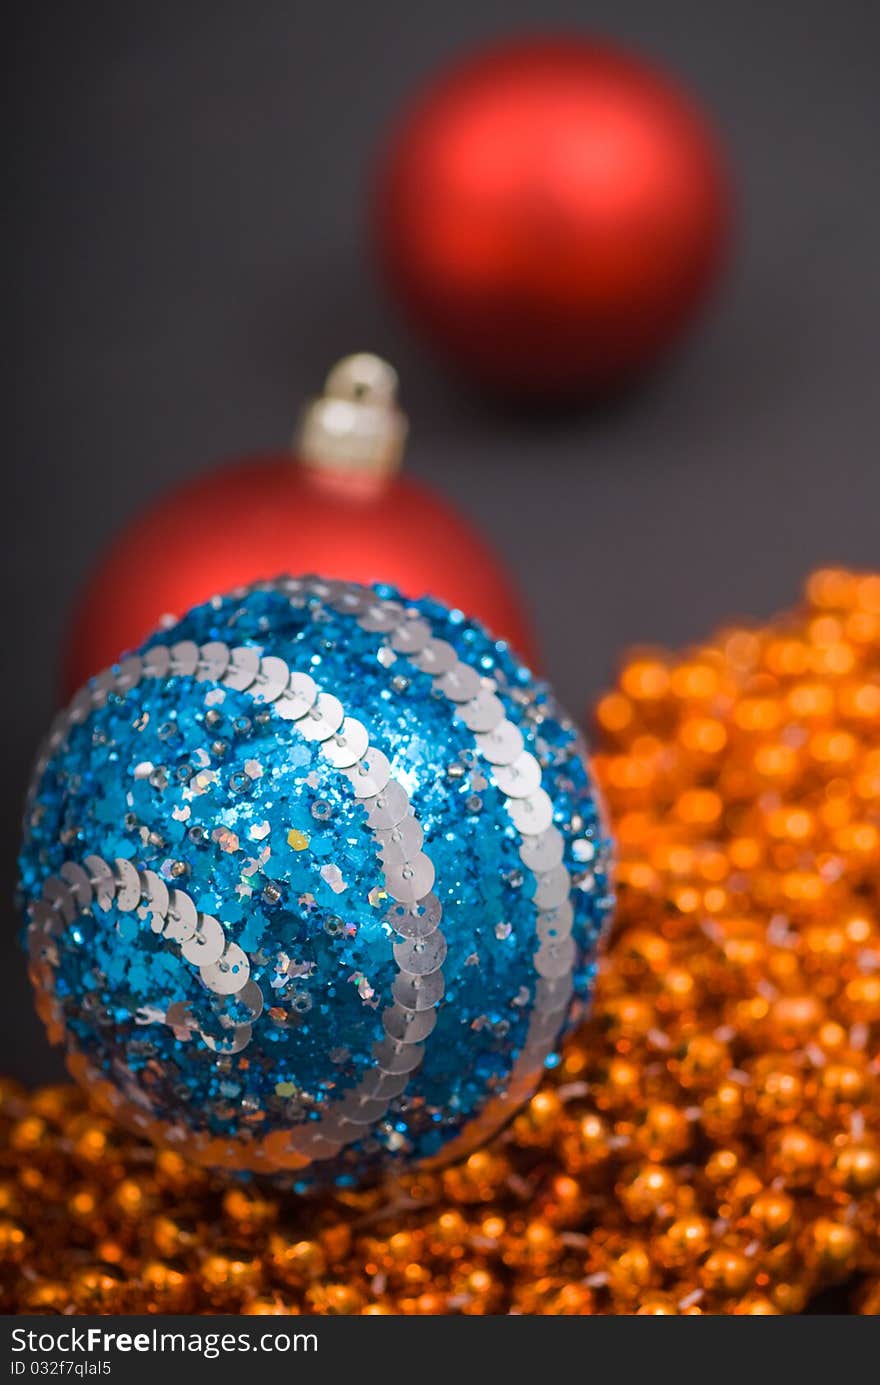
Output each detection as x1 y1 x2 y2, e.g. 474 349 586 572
375 36 730 399
21 577 612 1186
63 355 536 696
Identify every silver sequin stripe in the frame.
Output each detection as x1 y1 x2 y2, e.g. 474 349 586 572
23 638 447 1165
204 575 581 1131
352 589 577 1132
253 576 578 1152
27 857 261 1054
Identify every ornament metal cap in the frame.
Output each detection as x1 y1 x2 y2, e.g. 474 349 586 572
296 353 408 486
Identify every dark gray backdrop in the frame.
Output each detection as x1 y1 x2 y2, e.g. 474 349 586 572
5 0 878 1082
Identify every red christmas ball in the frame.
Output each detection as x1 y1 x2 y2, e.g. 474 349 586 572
63 356 536 695
375 35 731 399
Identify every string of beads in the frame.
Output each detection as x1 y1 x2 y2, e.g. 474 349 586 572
3 568 879 1314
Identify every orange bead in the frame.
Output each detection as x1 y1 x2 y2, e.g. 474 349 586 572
806 1218 859 1278
753 743 799 780
767 994 824 1047
70 1120 110 1166
634 1102 691 1159
388 1229 420 1263
200 1251 263 1297
0 1182 21 1219
845 914 873 944
621 659 670 702
607 1245 654 1299
619 930 670 973
596 692 634 734
523 1219 559 1266
838 682 880 719
856 1279 880 1315
807 568 858 610
855 573 880 610
679 717 728 755
659 966 697 1009
268 1235 326 1286
833 1140 880 1193
675 789 723 827
678 1035 729 1088
10 1116 46 1153
543 1174 585 1227
843 975 880 1023
600 995 655 1042
112 1177 152 1221
70 1267 127 1312
561 1112 611 1174
139 1261 195 1313
319 1221 352 1264
636 1292 680 1314
0 1219 28 1263
617 1163 677 1222
728 1168 764 1209
788 683 835 720
600 1057 641 1108
701 1146 742 1191
701 1248 753 1295
149 1213 199 1258
242 1297 300 1315
771 1282 808 1314
764 638 810 678
522 1090 562 1137
670 661 722 700
655 1215 712 1269
816 1019 848 1053
768 1126 826 1186
68 1185 101 1222
724 630 762 671
819 1062 868 1106
733 1294 780 1315
701 1082 745 1137
305 1283 363 1314
431 1209 468 1246
481 1215 506 1242
734 698 781 733
748 1190 796 1244
29 1085 80 1126
21 1281 71 1313
809 729 857 764
752 1065 804 1123
223 1186 278 1231
545 1282 595 1315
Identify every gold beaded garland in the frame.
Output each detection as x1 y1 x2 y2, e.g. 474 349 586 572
3 568 879 1314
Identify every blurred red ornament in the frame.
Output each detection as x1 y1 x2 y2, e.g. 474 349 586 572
375 35 731 400
63 355 536 695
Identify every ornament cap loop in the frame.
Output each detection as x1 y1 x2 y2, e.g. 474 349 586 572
296 352 408 489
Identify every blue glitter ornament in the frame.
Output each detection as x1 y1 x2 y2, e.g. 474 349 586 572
20 577 613 1186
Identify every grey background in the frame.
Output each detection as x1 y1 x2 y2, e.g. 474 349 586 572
5 0 878 1082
